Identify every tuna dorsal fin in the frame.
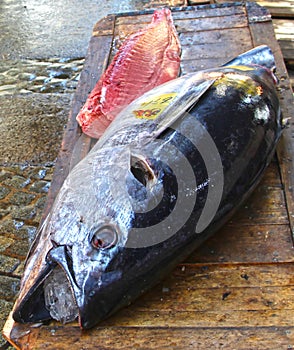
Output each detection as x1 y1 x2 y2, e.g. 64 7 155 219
223 45 276 71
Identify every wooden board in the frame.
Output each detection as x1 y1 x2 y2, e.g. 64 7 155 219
255 0 294 18
273 19 294 61
192 0 294 18
3 3 294 349
189 0 294 65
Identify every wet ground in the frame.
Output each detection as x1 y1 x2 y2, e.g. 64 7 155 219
0 1 185 347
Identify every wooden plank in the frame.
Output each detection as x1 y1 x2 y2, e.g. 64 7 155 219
205 1 294 61
40 18 115 220
273 19 294 61
180 30 252 60
180 57 230 73
4 322 294 350
3 264 294 348
175 14 248 32
247 3 294 243
255 158 283 187
256 0 294 18
172 3 246 19
171 263 294 288
229 187 289 225
207 0 294 19
188 224 293 263
279 40 294 62
179 27 251 48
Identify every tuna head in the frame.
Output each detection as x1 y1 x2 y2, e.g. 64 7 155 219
12 143 172 329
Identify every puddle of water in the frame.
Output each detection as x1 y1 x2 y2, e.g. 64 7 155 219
0 58 84 95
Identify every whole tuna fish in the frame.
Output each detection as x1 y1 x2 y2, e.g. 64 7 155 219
76 8 181 138
12 46 282 329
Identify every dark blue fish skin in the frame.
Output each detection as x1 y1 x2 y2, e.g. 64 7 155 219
12 46 282 329
78 65 282 329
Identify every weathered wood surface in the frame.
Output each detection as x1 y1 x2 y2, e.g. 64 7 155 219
257 0 294 18
189 0 294 64
3 263 294 349
192 0 294 18
3 3 294 349
273 19 294 61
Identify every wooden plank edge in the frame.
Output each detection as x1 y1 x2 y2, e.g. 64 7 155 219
247 6 294 245
3 314 294 350
92 14 116 37
3 260 294 348
39 20 115 223
205 0 294 19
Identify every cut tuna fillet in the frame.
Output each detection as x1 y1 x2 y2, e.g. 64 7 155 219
76 8 181 138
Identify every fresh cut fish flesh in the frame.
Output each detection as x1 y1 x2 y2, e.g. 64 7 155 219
76 8 181 138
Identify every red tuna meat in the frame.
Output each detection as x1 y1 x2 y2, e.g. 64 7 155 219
76 8 181 138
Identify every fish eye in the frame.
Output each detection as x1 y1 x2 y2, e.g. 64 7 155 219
91 226 118 250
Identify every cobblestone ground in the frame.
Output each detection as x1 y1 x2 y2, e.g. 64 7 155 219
0 164 56 347
0 58 84 347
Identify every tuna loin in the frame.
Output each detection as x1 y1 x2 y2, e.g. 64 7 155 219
76 8 181 138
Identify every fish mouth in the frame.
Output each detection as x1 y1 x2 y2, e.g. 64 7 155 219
12 245 80 326
12 261 53 324
43 245 80 324
12 244 121 329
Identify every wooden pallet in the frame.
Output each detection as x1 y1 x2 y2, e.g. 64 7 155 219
189 0 294 64
3 3 294 349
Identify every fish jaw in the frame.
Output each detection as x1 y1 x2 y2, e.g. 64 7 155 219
11 226 80 324
12 269 52 324
12 241 119 328
12 242 55 324
12 242 131 329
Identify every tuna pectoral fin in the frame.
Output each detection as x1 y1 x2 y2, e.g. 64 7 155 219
151 74 216 138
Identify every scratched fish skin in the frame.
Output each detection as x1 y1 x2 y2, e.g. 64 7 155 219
12 46 282 330
76 8 181 139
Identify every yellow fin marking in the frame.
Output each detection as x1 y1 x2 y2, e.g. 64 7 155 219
132 93 178 120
